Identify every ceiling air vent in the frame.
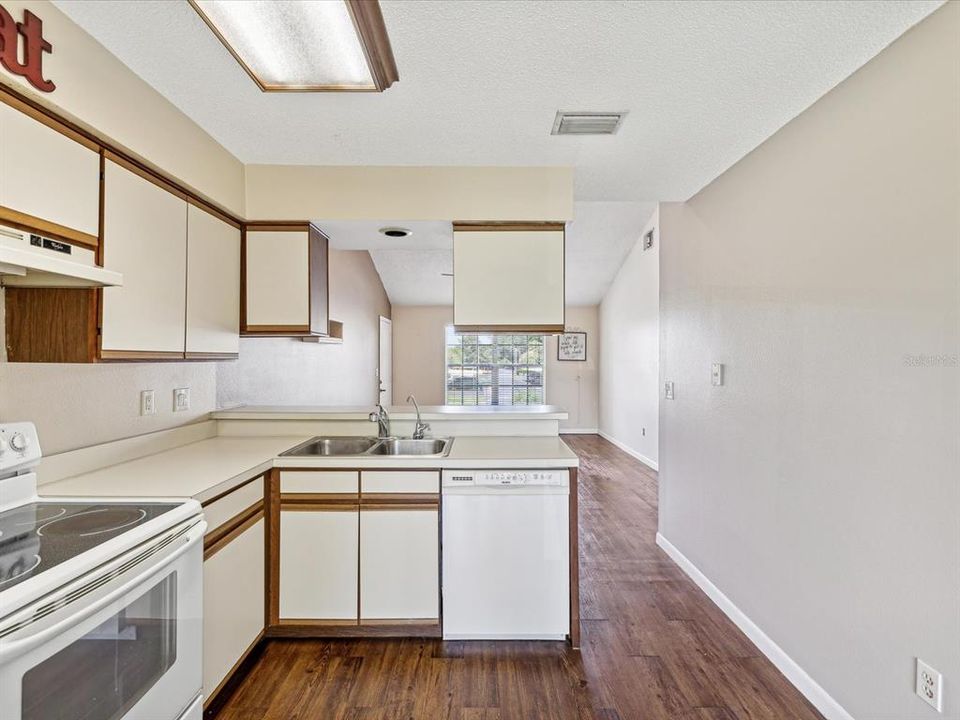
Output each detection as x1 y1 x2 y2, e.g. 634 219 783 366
551 111 627 136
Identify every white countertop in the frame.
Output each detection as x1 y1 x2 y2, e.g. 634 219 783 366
40 436 308 504
39 435 578 503
213 405 569 421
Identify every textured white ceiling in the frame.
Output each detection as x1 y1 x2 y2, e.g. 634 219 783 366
53 0 941 202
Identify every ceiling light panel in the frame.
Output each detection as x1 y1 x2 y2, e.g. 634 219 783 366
190 0 398 92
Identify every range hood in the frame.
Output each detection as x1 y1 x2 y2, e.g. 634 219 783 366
0 225 122 288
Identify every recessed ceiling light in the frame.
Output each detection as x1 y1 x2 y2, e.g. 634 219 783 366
189 0 399 92
551 111 627 135
379 226 411 238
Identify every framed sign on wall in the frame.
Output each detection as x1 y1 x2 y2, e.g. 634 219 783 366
557 331 587 361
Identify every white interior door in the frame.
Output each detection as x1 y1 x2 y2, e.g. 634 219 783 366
378 316 393 405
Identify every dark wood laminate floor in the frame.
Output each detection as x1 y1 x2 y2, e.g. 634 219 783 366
212 434 824 720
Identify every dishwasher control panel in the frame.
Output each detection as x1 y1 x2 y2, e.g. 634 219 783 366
442 469 568 487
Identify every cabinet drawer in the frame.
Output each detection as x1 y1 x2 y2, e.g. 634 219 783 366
203 477 263 534
361 471 439 494
281 471 358 494
203 518 264 698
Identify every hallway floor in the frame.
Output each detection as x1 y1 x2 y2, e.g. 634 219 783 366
211 434 824 720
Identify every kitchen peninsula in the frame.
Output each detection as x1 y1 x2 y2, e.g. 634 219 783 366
35 407 580 709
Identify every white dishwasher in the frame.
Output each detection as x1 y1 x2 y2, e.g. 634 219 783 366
441 469 569 640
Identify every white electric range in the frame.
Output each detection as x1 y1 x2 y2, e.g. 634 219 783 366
0 422 207 720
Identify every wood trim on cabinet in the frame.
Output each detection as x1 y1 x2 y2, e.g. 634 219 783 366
265 468 281 627
359 493 439 510
98 349 186 361
202 631 266 714
242 221 311 232
0 206 99 249
0 85 243 227
184 351 239 361
267 621 441 639
569 466 580 649
453 324 566 334
452 221 566 232
203 502 264 560
243 324 311 333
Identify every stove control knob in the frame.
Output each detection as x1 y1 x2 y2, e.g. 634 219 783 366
9 433 28 453
0 436 8 456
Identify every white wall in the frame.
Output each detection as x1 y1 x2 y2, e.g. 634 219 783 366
216 250 391 407
657 5 959 720
391 305 599 431
598 209 659 469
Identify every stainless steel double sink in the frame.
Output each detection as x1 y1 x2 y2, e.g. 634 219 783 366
281 436 452 458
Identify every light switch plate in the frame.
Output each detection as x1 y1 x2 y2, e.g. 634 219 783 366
140 390 156 416
665 381 675 400
712 363 724 386
173 387 190 412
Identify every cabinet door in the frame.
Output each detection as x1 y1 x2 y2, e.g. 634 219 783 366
0 100 100 242
360 509 439 620
203 518 265 699
280 510 358 620
101 159 187 355
186 204 240 356
244 230 310 330
453 228 564 330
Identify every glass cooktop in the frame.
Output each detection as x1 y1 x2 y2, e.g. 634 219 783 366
0 501 180 591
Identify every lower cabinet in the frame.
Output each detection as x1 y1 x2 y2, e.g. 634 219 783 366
279 509 358 620
203 517 264 699
360 508 439 620
272 469 440 632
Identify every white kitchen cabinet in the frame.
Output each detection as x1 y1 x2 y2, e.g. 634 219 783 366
186 203 240 357
203 518 264 699
280 510 358 620
360 509 439 620
101 156 187 357
243 223 329 336
0 98 100 244
361 471 439 494
453 225 565 332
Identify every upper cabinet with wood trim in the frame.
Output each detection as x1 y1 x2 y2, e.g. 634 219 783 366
453 223 565 333
100 157 188 358
0 97 101 247
243 224 329 337
186 203 241 358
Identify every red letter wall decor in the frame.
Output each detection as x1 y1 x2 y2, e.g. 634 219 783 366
0 5 55 92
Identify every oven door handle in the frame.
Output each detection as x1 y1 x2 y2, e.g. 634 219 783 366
0 519 205 658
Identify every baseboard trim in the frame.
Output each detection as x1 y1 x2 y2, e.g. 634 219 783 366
597 431 659 471
655 533 855 720
559 428 599 435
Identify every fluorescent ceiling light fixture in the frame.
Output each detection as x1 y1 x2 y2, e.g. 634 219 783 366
189 0 398 92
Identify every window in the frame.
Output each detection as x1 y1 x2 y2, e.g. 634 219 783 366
445 327 545 406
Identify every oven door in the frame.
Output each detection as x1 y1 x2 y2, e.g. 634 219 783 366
0 517 205 720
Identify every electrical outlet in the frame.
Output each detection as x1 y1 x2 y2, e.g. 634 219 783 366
664 381 675 400
140 390 156 416
173 387 190 413
916 659 943 712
